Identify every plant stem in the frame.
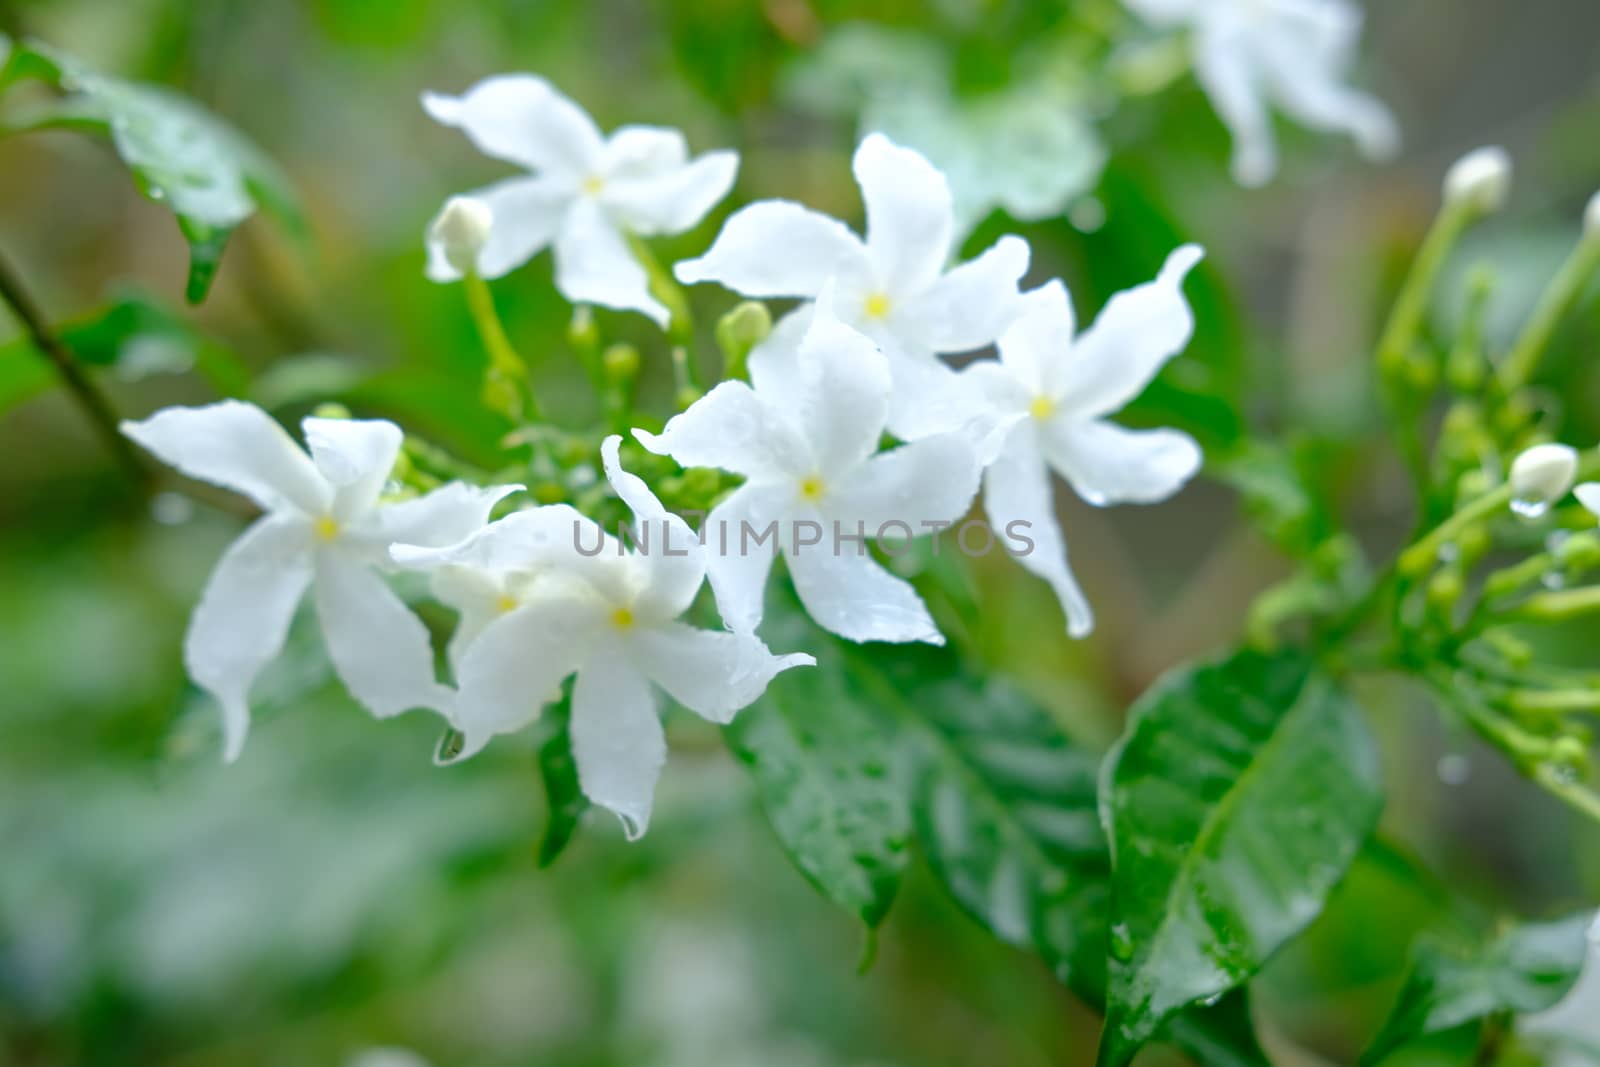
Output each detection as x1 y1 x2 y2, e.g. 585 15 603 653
1397 483 1515 577
1505 584 1600 622
1498 233 1600 391
0 244 147 482
463 272 538 421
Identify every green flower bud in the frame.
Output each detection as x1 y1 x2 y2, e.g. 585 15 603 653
603 343 641 384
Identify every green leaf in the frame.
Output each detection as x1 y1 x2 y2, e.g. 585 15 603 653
536 683 588 868
0 292 247 415
1363 913 1593 1064
724 610 912 928
0 39 303 303
1098 649 1384 1066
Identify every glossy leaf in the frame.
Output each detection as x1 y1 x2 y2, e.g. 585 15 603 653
725 610 911 928
537 683 588 868
1363 913 1592 1064
0 292 247 415
1098 649 1384 1066
0 39 303 302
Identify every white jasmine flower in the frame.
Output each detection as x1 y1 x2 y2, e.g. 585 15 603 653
1509 443 1579 516
1443 146 1512 214
1124 0 1398 187
635 298 983 644
674 132 1029 438
1585 190 1600 240
423 74 739 325
393 437 813 838
962 247 1206 635
120 401 517 761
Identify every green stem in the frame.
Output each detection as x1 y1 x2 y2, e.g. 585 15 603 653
0 243 147 482
1497 233 1600 391
629 236 694 345
1504 584 1600 622
1377 199 1475 376
1503 688 1600 714
1397 483 1516 577
464 272 538 421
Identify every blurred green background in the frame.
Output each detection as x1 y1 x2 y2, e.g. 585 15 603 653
3 1 1600 1064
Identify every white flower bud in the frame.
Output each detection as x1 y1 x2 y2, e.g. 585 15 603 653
429 196 493 276
1509 443 1578 517
1584 190 1600 241
1443 147 1512 214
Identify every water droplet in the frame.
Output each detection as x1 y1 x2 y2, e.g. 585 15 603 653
1512 495 1551 520
1543 571 1568 590
1436 542 1460 563
1437 753 1471 786
1547 530 1572 553
1070 197 1107 233
150 491 194 526
1110 923 1135 962
1199 993 1224 1007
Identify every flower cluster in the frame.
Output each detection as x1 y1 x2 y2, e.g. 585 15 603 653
123 75 1207 836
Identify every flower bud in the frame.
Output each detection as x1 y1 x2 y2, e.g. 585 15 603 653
1585 190 1600 241
603 343 641 384
1443 147 1512 215
1509 443 1578 517
715 301 772 379
429 196 493 276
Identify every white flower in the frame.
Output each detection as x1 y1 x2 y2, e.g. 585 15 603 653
674 132 1030 439
1585 190 1600 241
120 401 517 761
1510 443 1578 515
635 296 983 645
393 437 813 838
423 74 739 325
1124 0 1398 187
962 246 1206 636
1443 146 1512 214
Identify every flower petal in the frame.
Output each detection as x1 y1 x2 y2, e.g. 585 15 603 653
1054 245 1203 418
1194 21 1277 187
600 435 706 620
603 150 739 236
371 483 522 550
795 297 892 479
854 132 954 296
455 595 599 759
570 658 664 840
1254 20 1398 160
1042 419 1203 506
122 401 330 516
430 564 507 670
785 543 944 645
184 514 314 761
703 483 787 632
629 621 813 724
828 431 981 532
881 343 991 443
900 234 1031 353
302 417 404 521
633 380 809 482
422 74 602 177
313 552 455 721
997 279 1076 397
425 176 574 283
674 200 867 298
554 197 669 324
392 504 593 575
982 424 1093 637
746 304 814 401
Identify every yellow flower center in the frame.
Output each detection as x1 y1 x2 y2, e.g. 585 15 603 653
314 515 340 541
496 594 519 614
582 174 606 196
799 474 826 502
611 606 635 629
863 292 893 320
1028 395 1057 421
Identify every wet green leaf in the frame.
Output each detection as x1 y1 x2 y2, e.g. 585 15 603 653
537 682 588 868
725 609 912 928
1363 913 1592 1064
1098 649 1383 1066
0 39 303 303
